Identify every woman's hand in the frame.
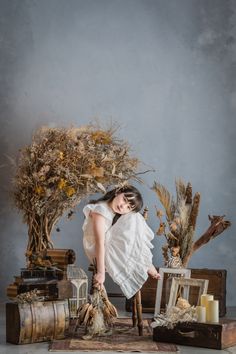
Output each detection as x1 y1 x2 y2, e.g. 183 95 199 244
147 265 161 280
93 271 105 289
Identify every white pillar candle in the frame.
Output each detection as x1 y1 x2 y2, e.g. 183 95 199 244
200 294 214 321
208 300 219 323
200 294 214 307
196 306 206 322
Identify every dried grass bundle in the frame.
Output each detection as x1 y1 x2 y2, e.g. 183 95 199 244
13 124 140 267
152 179 231 267
76 288 118 339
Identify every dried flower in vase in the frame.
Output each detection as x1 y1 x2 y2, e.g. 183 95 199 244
152 179 231 268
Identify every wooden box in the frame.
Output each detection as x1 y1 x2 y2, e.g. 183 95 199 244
153 319 236 350
6 300 69 344
126 268 227 317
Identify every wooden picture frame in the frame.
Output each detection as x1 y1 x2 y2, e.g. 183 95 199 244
154 267 191 317
168 277 209 309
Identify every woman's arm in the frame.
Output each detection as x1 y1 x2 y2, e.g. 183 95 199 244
91 212 106 288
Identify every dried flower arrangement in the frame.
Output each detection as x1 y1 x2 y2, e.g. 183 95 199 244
76 288 118 339
152 179 231 268
151 297 197 329
13 124 140 268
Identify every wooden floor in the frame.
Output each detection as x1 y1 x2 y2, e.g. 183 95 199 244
1 300 236 354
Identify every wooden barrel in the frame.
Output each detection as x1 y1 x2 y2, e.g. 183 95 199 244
6 300 69 344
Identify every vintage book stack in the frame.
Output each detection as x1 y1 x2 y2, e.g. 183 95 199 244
6 249 88 345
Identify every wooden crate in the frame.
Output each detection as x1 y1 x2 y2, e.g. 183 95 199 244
153 319 236 350
126 268 227 317
6 300 69 344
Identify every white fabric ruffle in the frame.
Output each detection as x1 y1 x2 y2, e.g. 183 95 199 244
105 212 154 299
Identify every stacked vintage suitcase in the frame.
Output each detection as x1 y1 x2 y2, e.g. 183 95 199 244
6 249 76 344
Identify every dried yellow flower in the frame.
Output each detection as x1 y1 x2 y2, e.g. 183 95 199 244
58 178 67 190
35 186 44 195
59 151 64 159
91 130 112 145
65 186 76 197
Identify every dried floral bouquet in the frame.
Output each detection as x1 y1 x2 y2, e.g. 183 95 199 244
152 179 231 268
13 124 140 268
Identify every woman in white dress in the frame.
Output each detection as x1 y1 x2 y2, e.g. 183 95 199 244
82 185 160 299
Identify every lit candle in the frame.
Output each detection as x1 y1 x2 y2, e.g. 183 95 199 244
196 306 206 322
208 300 219 323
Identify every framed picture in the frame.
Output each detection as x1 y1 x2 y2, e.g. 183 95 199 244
154 267 191 317
168 277 209 309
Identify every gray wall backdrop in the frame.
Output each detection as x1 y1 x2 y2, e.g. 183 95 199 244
0 0 236 305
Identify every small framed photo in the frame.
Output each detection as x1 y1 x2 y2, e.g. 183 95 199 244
168 277 209 309
154 267 191 317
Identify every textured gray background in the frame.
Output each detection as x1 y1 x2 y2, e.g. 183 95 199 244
0 0 235 305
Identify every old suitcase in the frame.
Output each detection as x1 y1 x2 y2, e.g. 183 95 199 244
126 268 227 317
153 319 236 350
20 268 64 281
6 300 69 344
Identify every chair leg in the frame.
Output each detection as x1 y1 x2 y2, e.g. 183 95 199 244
135 290 143 336
132 294 137 327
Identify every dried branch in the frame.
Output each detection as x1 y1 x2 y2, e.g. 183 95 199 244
182 215 231 267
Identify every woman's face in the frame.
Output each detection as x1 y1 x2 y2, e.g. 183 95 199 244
109 193 133 214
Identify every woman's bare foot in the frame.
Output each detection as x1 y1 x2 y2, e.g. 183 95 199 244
147 265 161 279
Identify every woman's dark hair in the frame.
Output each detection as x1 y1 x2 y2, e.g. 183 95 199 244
90 185 143 215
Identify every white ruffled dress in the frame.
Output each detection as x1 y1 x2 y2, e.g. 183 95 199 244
82 202 154 299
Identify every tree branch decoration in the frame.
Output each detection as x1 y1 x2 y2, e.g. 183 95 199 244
13 124 140 268
152 179 231 268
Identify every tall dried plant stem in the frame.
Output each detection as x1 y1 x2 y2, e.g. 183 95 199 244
188 192 201 231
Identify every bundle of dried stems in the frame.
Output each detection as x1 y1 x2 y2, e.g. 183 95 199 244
152 179 231 267
13 124 140 267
